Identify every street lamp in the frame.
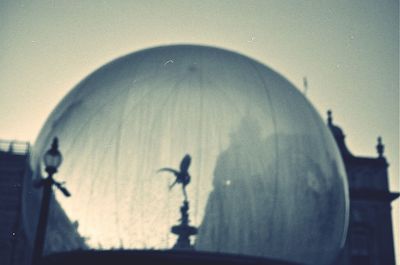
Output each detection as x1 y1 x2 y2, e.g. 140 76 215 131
31 137 70 265
43 139 63 175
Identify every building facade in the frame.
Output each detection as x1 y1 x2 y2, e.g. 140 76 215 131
0 141 31 265
328 111 399 265
0 141 86 265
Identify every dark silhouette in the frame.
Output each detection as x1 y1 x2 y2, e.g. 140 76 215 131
32 138 71 265
327 111 399 265
170 200 198 250
158 154 198 250
40 249 302 265
158 154 191 200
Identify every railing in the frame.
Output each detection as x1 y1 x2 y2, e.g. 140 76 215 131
0 140 30 154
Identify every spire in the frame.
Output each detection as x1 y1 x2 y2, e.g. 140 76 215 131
327 110 333 126
303 77 308 95
376 136 384 158
8 141 14 153
326 109 352 158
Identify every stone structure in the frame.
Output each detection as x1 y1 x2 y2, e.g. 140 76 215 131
328 111 399 265
0 141 31 265
0 140 87 265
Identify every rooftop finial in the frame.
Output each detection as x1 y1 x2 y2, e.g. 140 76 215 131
376 136 384 158
8 141 14 153
327 110 333 126
51 137 59 151
303 77 308 95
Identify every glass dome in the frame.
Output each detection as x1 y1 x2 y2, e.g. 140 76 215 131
23 45 348 265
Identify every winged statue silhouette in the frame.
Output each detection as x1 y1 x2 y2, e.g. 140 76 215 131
158 154 191 200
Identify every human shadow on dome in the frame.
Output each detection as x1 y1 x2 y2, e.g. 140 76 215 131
195 116 347 265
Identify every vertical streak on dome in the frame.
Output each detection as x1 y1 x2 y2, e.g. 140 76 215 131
248 61 281 234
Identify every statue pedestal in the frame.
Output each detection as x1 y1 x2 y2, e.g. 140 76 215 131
171 200 198 250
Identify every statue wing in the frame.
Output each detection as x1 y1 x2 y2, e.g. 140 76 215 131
180 154 191 172
169 179 178 190
158 168 179 176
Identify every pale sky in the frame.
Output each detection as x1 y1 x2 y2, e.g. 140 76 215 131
0 0 398 261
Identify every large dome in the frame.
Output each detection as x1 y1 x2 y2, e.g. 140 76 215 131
25 45 348 265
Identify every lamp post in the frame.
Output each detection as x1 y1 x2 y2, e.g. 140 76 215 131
31 137 70 265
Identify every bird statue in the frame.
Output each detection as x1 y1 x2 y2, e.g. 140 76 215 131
158 154 191 200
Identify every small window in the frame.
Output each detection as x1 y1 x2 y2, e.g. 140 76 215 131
350 224 372 265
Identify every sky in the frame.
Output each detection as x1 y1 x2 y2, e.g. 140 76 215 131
0 0 398 261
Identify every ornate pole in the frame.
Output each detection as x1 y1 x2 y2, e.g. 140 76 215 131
31 138 70 265
31 173 54 265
